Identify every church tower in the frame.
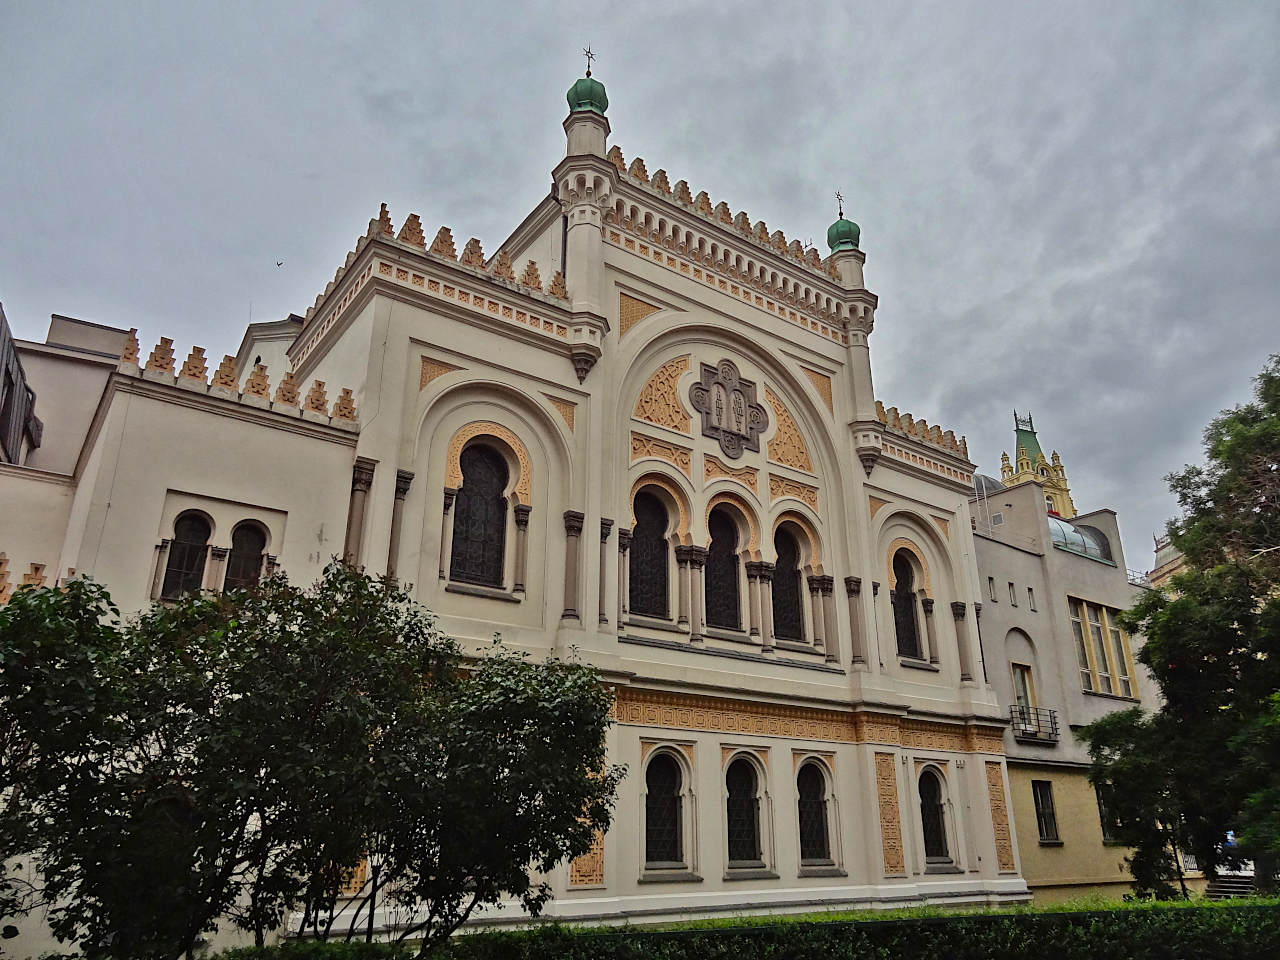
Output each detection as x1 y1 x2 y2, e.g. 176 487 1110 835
998 411 1076 518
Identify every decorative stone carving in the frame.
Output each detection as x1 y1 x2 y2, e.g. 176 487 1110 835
630 432 692 478
445 421 532 505
675 180 693 204
543 393 576 432
619 292 662 338
695 191 713 216
763 388 813 472
627 157 649 183
629 473 692 539
397 213 425 248
568 830 605 886
460 238 486 268
633 355 691 433
420 356 462 390
874 753 906 876
491 250 515 280
145 337 176 375
547 270 568 299
121 328 140 364
178 347 208 383
651 169 671 193
429 226 457 259
372 202 394 237
769 474 818 510
274 371 300 406
333 388 358 421
885 537 932 593
868 496 889 519
304 380 329 415
571 349 597 383
519 260 542 290
704 453 758 493
244 364 271 398
986 761 1016 872
801 367 834 414
211 355 239 391
606 145 626 173
932 515 951 538
688 359 768 460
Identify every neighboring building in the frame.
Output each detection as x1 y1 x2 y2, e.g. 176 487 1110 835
971 416 1153 902
1148 533 1186 591
0 72 1033 946
0 303 43 466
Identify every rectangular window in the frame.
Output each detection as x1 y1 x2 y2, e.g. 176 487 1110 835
1032 780 1059 842
1027 587 1037 611
1096 783 1120 843
1106 610 1133 698
1008 582 1018 606
1087 605 1113 694
988 577 998 602
991 512 1004 525
1069 599 1094 691
1011 663 1035 710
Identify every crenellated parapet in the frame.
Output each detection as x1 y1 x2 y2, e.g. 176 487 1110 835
875 400 969 460
0 552 76 605
118 335 359 432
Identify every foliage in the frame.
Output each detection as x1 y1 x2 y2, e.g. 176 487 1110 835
0 563 621 960
1081 355 1280 891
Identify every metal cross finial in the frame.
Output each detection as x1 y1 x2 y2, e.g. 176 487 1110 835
835 189 844 219
583 46 595 77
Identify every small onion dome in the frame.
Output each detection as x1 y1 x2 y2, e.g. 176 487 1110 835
827 217 860 252
566 76 608 115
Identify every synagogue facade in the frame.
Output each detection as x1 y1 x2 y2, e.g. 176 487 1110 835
0 73 1033 931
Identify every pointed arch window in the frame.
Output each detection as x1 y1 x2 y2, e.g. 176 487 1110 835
224 523 267 590
772 528 804 642
797 762 831 862
892 551 922 659
629 491 669 619
919 769 950 861
726 757 763 866
644 753 684 866
161 513 211 599
449 445 509 587
704 508 740 630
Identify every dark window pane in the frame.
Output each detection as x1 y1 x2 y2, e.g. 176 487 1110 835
1032 780 1059 842
705 509 740 629
797 763 830 861
920 770 949 859
892 552 921 658
450 445 509 587
772 529 804 641
630 492 669 618
161 514 211 599
645 754 683 865
726 758 761 864
224 524 266 590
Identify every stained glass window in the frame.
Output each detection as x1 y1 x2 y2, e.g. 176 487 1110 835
161 512 211 599
645 753 683 865
797 762 830 862
705 508 740 630
726 758 762 865
449 445 508 587
919 769 949 860
224 523 266 590
892 552 922 658
772 528 804 642
629 491 669 619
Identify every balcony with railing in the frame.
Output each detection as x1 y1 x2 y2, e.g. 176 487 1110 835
1009 704 1060 744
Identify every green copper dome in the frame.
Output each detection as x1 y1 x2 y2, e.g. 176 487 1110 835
827 217 860 252
566 76 608 115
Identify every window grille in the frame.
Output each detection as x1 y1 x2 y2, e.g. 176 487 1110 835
224 523 266 590
771 529 804 641
725 758 762 865
629 492 670 618
797 763 830 862
449 445 508 587
644 754 683 865
892 552 921 658
161 513 211 599
704 509 740 629
919 770 949 860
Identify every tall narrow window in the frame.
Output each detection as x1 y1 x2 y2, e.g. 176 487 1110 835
1096 783 1121 843
224 523 266 590
644 753 683 867
1106 610 1133 697
1011 663 1035 711
771 528 804 641
1027 587 1037 611
987 576 997 602
725 758 762 866
449 445 509 587
1086 605 1112 694
1069 599 1094 691
919 769 949 861
705 508 741 630
796 762 831 862
161 513 211 599
892 551 921 659
1008 582 1018 606
1032 780 1060 842
629 492 670 619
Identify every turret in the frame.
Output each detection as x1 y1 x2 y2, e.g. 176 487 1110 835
564 70 609 157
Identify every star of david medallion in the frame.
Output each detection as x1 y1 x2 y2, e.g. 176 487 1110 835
689 358 768 459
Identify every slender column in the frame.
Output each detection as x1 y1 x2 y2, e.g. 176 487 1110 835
688 546 708 643
807 575 826 654
438 488 457 580
759 562 776 652
343 458 377 566
820 576 838 663
844 576 866 664
952 601 975 681
675 545 692 628
205 546 227 592
598 519 613 624
745 561 765 639
974 601 989 682
617 529 632 626
386 470 414 584
562 510 584 621
151 539 171 600
513 504 532 592
921 595 940 664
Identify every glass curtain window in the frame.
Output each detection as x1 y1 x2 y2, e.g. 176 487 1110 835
725 758 762 865
644 754 683 866
224 524 266 590
796 763 830 862
1106 611 1133 697
629 492 670 618
1032 780 1059 842
1086 605 1112 693
449 445 509 587
919 770 949 860
1069 600 1094 691
771 529 804 641
704 509 740 630
161 513 211 599
892 552 921 658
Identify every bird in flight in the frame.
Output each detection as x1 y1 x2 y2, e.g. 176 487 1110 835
276 261 284 267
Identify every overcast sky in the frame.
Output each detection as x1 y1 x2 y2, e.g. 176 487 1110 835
2 1 1276 569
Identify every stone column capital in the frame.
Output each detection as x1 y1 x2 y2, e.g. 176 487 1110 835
563 510 585 536
600 518 614 542
921 597 935 614
618 528 632 553
871 580 880 595
686 545 708 568
951 600 967 620
210 546 229 560
352 457 377 492
844 575 862 596
443 486 458 509
394 469 414 500
514 503 532 528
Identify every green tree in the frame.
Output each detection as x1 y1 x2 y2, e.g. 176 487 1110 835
1081 355 1280 894
0 563 621 959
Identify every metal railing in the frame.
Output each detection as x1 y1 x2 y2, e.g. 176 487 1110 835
1009 704 1060 742
1127 568 1152 587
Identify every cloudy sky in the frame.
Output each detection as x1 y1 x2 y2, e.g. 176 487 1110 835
2 1 1276 568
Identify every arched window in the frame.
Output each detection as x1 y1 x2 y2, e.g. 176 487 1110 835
630 491 670 619
645 753 684 866
449 445 509 587
892 551 922 659
919 769 949 861
224 523 267 591
161 513 211 599
726 757 763 866
797 762 831 862
704 507 740 630
772 528 804 642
